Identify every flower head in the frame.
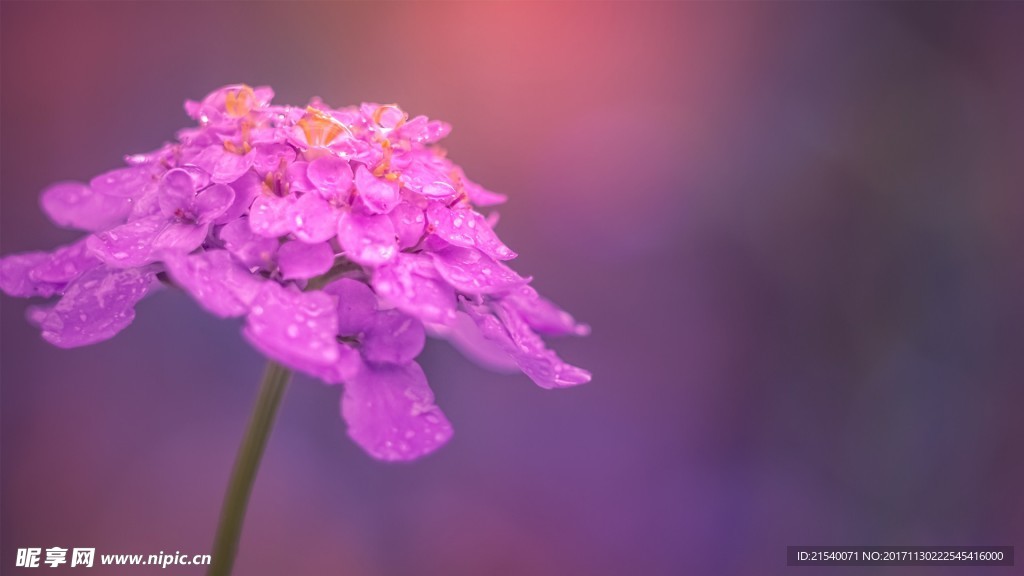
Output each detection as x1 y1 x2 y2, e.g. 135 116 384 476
0 84 590 460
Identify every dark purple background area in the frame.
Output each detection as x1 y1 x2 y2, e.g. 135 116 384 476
2 3 1023 575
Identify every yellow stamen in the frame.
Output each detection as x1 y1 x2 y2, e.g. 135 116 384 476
225 85 256 117
372 104 407 130
298 106 349 148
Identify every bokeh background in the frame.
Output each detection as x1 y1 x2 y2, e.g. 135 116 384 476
3 2 1023 575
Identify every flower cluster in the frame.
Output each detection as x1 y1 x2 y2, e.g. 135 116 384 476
0 84 590 460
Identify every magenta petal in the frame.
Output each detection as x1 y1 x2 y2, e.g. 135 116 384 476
30 238 100 282
0 252 56 297
354 165 400 214
431 311 518 372
431 246 527 295
153 222 208 254
372 253 457 325
502 285 590 336
243 282 340 373
87 215 167 267
289 193 340 243
251 142 296 175
249 194 294 238
308 155 354 196
323 277 378 336
306 341 362 385
278 240 334 280
40 181 131 232
285 162 316 194
465 300 591 389
163 250 263 317
217 171 261 224
426 203 515 261
219 218 278 268
157 169 196 217
193 183 235 224
90 166 155 198
362 310 425 365
389 201 426 249
341 361 453 461
337 211 397 266
36 265 157 348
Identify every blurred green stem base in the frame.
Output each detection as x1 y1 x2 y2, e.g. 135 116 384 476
207 361 291 576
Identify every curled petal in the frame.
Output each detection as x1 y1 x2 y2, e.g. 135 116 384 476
373 253 457 325
163 250 263 317
464 299 591 389
341 362 453 461
337 211 397 266
431 246 527 295
354 165 400 214
362 310 425 365
501 285 590 336
34 265 157 348
323 277 378 336
41 182 131 232
278 240 334 280
243 282 339 374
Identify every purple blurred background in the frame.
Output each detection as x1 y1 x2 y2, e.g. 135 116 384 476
3 2 1023 575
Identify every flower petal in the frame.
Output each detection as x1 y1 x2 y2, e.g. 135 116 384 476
373 253 457 325
249 194 295 238
243 282 339 373
501 285 590 336
157 169 197 217
429 311 519 372
337 211 397 266
362 310 425 365
163 249 263 317
341 361 453 461
289 193 341 243
323 277 378 336
35 265 157 348
463 299 591 389
389 200 426 249
90 166 156 198
217 171 261 224
277 240 334 280
431 246 527 295
426 203 516 260
192 183 235 224
0 252 56 297
354 164 400 214
307 155 354 197
218 218 278 269
87 215 167 267
40 181 131 232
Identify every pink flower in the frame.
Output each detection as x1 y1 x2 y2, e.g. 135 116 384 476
0 84 590 460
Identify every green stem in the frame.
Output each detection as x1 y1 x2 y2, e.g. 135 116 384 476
208 361 291 576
